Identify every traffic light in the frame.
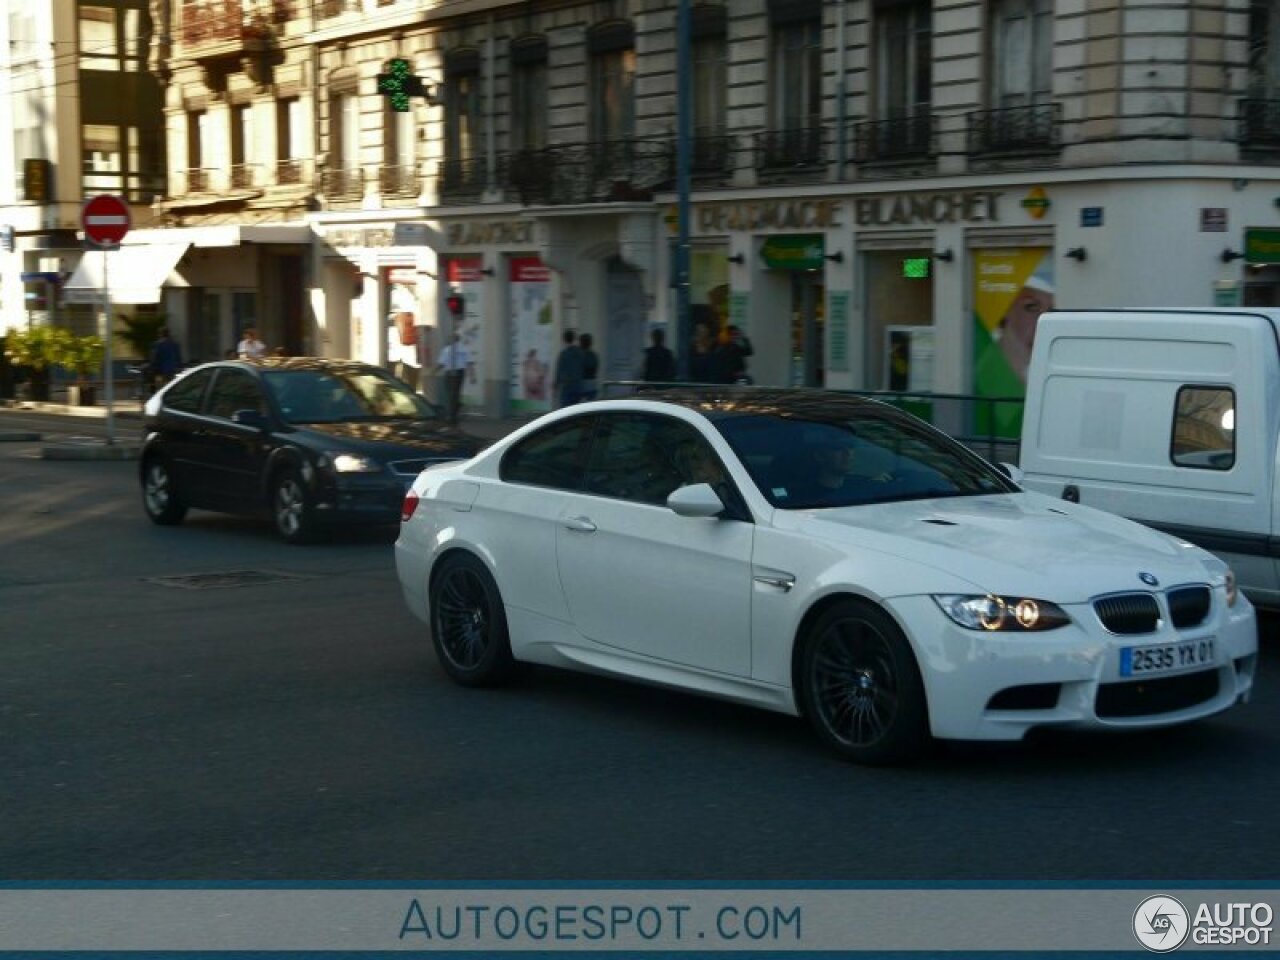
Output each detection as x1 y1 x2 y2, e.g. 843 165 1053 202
376 58 425 112
445 292 465 316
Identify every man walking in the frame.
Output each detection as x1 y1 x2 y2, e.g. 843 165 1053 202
148 327 183 394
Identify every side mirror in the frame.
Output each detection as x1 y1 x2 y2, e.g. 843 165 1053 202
997 462 1025 486
667 482 725 518
232 408 270 431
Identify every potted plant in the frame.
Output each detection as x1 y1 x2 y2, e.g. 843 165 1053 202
2 326 71 402
59 334 105 406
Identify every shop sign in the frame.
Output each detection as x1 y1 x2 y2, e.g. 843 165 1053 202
1245 228 1280 263
761 235 824 271
1021 187 1050 219
855 191 1001 228
446 220 534 246
1081 207 1104 228
696 199 843 234
323 228 394 249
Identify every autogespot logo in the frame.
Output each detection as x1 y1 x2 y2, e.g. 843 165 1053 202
1133 895 1190 952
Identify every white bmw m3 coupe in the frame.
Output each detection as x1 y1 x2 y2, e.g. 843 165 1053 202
395 389 1257 763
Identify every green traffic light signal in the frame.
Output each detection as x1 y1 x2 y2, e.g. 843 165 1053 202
376 58 425 113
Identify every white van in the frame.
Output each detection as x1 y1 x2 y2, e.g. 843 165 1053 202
1019 309 1279 608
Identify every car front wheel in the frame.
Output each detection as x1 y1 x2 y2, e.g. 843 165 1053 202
272 467 317 544
798 598 929 764
141 456 187 525
429 553 517 686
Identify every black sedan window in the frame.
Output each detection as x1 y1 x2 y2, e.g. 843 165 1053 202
263 369 434 423
207 370 265 420
163 369 213 413
715 410 1015 509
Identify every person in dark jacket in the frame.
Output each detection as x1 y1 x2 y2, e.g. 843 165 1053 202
578 332 600 401
552 329 583 407
688 320 716 384
149 327 183 391
713 323 754 384
641 328 677 382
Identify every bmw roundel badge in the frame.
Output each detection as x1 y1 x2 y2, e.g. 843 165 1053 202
1139 572 1160 587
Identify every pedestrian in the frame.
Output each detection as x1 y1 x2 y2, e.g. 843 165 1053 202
237 327 266 359
148 326 183 392
641 328 677 382
578 332 599 402
689 320 716 383
435 332 473 424
713 323 754 384
552 329 583 407
388 321 421 390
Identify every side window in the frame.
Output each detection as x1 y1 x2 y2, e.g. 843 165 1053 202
207 370 266 421
163 369 213 413
1171 385 1235 470
500 416 595 490
584 414 727 505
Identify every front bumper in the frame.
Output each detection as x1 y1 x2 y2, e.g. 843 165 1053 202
886 593 1258 741
310 471 408 525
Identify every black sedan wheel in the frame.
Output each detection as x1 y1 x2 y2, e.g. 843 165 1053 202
141 456 187 525
272 468 317 544
429 553 517 686
798 599 929 764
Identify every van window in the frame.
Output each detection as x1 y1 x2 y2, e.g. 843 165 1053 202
1170 386 1235 470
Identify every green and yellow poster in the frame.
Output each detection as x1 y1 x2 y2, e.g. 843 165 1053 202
973 248 1054 438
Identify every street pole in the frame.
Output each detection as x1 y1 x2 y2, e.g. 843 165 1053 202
101 247 115 445
675 0 692 380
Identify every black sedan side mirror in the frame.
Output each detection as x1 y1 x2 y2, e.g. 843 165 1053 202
231 409 271 431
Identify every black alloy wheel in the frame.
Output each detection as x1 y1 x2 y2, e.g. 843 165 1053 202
429 553 517 686
272 467 317 544
141 456 187 525
799 599 929 764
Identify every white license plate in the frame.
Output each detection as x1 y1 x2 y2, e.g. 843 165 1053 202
1120 638 1216 677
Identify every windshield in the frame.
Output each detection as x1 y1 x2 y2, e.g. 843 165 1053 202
714 408 1016 510
263 368 437 424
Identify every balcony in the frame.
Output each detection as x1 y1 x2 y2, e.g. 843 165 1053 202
321 166 363 200
380 164 421 199
966 103 1061 156
229 163 258 190
314 0 362 19
689 131 735 182
500 140 673 206
276 159 305 185
850 115 935 164
1239 99 1280 150
179 1 276 60
439 157 488 201
753 127 827 173
183 167 212 193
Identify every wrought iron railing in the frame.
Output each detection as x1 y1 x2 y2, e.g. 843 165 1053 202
184 167 211 193
179 0 277 49
690 131 735 179
379 164 420 197
321 166 362 198
500 139 673 205
229 163 257 189
753 127 827 170
850 115 935 163
440 156 488 199
1239 98 1280 147
966 103 1061 155
314 0 361 19
275 159 304 185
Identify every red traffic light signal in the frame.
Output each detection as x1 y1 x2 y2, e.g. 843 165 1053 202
446 293 465 315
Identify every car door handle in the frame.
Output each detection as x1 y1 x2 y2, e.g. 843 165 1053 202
563 516 597 533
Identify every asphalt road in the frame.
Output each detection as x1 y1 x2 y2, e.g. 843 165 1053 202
1 419 1277 882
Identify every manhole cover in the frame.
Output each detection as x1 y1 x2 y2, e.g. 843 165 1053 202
144 570 312 590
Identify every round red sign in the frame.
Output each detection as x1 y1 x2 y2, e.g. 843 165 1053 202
81 194 132 246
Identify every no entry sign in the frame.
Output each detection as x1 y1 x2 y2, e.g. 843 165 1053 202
81 194 131 247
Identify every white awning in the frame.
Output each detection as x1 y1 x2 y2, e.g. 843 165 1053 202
62 244 190 305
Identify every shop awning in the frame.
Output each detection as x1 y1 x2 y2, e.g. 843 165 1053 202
62 243 190 305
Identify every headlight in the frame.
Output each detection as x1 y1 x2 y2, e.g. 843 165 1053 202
933 594 1071 631
317 452 381 473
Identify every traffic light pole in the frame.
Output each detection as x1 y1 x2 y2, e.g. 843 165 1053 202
100 245 115 445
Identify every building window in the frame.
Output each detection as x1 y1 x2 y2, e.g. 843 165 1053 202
382 104 417 195
230 103 254 188
82 124 122 192
276 97 305 183
989 0 1051 109
510 38 549 152
691 5 728 173
769 11 821 134
327 90 361 196
79 2 147 73
588 22 636 143
876 0 931 122
444 50 483 173
185 110 205 192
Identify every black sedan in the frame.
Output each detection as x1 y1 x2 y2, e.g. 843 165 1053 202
139 358 486 543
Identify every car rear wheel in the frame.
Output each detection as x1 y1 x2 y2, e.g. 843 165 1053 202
798 599 929 765
429 553 517 686
141 456 187 525
272 468 317 544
